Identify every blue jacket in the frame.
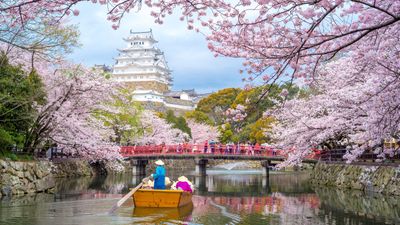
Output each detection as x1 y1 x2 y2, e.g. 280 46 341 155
153 165 166 189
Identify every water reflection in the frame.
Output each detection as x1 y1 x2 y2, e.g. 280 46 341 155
0 171 400 225
314 186 400 225
132 203 193 224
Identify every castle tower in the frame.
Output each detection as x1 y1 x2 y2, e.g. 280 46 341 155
113 29 173 102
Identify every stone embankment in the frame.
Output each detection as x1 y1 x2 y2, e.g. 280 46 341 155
311 162 400 195
52 160 95 178
0 159 125 196
0 160 54 196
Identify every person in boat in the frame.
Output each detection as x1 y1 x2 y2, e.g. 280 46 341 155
142 179 154 189
172 176 193 193
165 177 172 189
152 160 166 190
142 176 171 189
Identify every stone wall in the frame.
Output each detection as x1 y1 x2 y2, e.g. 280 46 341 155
52 160 127 177
52 160 95 178
310 162 400 195
140 102 190 116
0 159 55 196
0 159 126 197
125 81 169 93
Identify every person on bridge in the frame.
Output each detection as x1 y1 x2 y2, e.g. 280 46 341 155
152 160 166 190
204 140 208 153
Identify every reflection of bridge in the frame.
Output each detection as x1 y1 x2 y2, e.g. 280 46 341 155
121 145 318 177
131 172 314 197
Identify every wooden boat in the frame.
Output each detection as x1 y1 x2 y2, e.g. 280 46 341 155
132 189 192 208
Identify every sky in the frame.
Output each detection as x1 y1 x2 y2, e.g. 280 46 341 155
67 2 245 93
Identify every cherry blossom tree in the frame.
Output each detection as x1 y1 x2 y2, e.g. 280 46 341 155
1 1 399 82
3 46 122 161
270 53 400 165
2 0 399 164
30 64 122 160
187 119 219 144
0 4 79 60
137 111 187 145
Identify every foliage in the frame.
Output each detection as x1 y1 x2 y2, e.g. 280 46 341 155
0 54 46 151
94 88 143 145
184 110 213 125
161 110 191 138
249 117 275 144
0 151 33 161
196 88 241 124
221 83 303 143
218 123 235 144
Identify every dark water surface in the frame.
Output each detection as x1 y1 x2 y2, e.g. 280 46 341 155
1 170 399 225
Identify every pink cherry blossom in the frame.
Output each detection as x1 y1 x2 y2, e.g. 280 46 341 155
187 119 219 144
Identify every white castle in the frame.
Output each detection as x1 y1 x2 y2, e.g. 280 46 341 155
112 29 207 111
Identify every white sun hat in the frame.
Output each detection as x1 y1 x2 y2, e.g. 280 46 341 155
155 160 165 165
178 176 189 182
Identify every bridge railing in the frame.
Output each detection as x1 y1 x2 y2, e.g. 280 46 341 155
120 144 284 157
319 148 400 163
120 144 321 160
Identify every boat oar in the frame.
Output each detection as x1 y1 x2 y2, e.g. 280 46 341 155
108 176 150 214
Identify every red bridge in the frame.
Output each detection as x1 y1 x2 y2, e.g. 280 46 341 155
120 144 319 177
120 144 319 159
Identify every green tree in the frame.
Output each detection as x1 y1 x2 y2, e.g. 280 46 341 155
184 110 213 125
0 54 46 151
222 82 305 143
218 123 234 143
196 88 241 124
93 88 143 145
162 110 192 138
249 117 275 144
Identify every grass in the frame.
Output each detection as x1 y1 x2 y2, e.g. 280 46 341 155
0 151 34 161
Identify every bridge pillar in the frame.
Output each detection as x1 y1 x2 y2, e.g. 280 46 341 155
195 158 208 176
262 176 271 194
194 175 207 194
261 160 270 178
131 159 148 176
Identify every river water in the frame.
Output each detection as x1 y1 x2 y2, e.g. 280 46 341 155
1 169 399 225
